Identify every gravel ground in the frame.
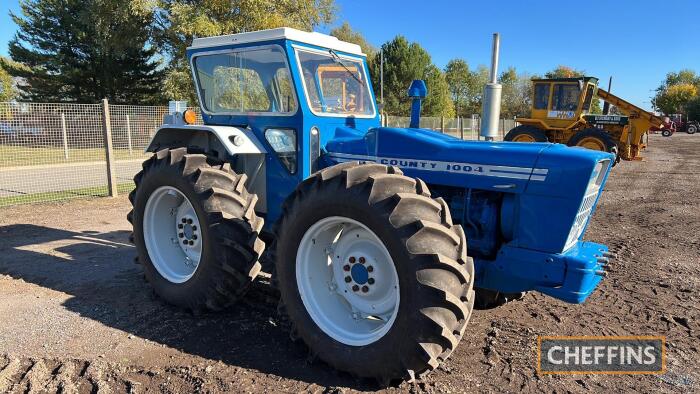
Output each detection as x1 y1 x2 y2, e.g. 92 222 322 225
0 133 698 393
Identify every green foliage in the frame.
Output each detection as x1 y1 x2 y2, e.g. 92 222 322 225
652 70 700 116
444 59 488 117
423 64 454 117
9 0 164 104
687 96 700 121
155 0 336 103
330 22 375 59
0 58 16 102
369 36 430 115
498 67 531 118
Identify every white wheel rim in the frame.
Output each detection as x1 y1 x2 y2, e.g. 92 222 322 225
143 186 203 284
296 216 400 346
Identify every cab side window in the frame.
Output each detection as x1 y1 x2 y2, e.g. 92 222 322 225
534 83 550 110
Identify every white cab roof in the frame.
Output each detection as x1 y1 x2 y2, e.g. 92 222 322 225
189 27 365 56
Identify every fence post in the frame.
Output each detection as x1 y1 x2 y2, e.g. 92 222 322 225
126 114 133 155
60 113 69 159
101 99 117 197
459 116 464 140
440 116 445 133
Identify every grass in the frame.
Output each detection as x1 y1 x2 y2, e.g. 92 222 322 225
0 145 148 168
0 182 134 207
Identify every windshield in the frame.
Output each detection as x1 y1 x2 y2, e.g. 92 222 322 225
296 49 375 117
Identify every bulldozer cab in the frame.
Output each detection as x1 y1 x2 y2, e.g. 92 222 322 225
530 77 598 128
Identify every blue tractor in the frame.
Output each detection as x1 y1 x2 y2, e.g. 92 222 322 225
129 28 614 382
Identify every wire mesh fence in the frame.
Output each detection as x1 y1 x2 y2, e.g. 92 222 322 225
0 102 200 207
384 115 519 140
0 102 518 207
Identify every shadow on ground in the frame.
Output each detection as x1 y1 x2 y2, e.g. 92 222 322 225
0 223 379 390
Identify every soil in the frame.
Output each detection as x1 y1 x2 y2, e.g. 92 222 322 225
0 133 698 393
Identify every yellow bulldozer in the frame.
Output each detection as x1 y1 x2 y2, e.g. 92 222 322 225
505 77 671 162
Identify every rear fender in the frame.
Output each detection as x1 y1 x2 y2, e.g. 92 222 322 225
146 125 267 159
146 124 269 214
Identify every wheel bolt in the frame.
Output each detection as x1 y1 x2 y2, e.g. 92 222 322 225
182 240 188 245
192 225 197 231
178 223 183 229
344 276 352 283
368 278 375 285
359 257 365 264
349 256 356 264
343 264 350 271
367 265 373 272
187 218 193 224
179 232 184 238
192 235 197 240
361 285 369 293
181 218 187 223
189 240 194 246
352 284 359 292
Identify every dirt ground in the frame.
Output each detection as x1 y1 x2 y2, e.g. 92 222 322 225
0 133 698 393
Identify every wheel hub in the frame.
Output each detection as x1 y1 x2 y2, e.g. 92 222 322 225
296 217 400 346
143 186 203 283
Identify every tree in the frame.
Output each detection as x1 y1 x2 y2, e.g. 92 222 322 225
153 0 336 103
687 96 700 121
652 70 700 115
499 67 531 118
368 35 431 115
653 83 698 115
0 58 16 102
330 22 375 59
8 0 163 104
444 59 469 117
423 65 454 118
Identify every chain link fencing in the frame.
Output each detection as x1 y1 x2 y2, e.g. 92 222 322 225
0 102 518 207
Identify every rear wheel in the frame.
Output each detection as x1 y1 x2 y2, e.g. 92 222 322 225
128 148 264 312
504 125 549 142
686 123 697 134
274 162 474 382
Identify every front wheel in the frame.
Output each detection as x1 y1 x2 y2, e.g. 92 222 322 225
687 123 698 135
274 162 474 382
504 125 549 142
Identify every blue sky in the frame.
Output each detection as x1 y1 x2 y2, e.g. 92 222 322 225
2 0 699 110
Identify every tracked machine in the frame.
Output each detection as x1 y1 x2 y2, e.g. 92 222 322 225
129 28 614 383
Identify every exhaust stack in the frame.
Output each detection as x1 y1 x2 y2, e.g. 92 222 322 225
480 33 502 141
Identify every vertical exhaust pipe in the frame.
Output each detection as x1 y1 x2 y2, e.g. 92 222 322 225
480 33 502 141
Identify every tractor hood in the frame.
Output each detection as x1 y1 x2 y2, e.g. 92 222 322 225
324 126 563 194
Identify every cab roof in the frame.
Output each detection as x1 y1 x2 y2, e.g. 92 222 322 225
531 76 599 84
189 27 365 56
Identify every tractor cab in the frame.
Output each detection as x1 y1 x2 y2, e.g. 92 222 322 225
528 77 599 128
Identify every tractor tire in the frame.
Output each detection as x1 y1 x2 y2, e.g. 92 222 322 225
504 125 549 143
567 128 619 158
273 162 474 383
686 123 697 135
661 129 673 137
128 147 264 312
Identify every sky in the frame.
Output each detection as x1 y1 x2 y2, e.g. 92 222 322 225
2 0 699 110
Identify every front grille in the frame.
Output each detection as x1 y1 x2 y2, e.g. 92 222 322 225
564 160 609 250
